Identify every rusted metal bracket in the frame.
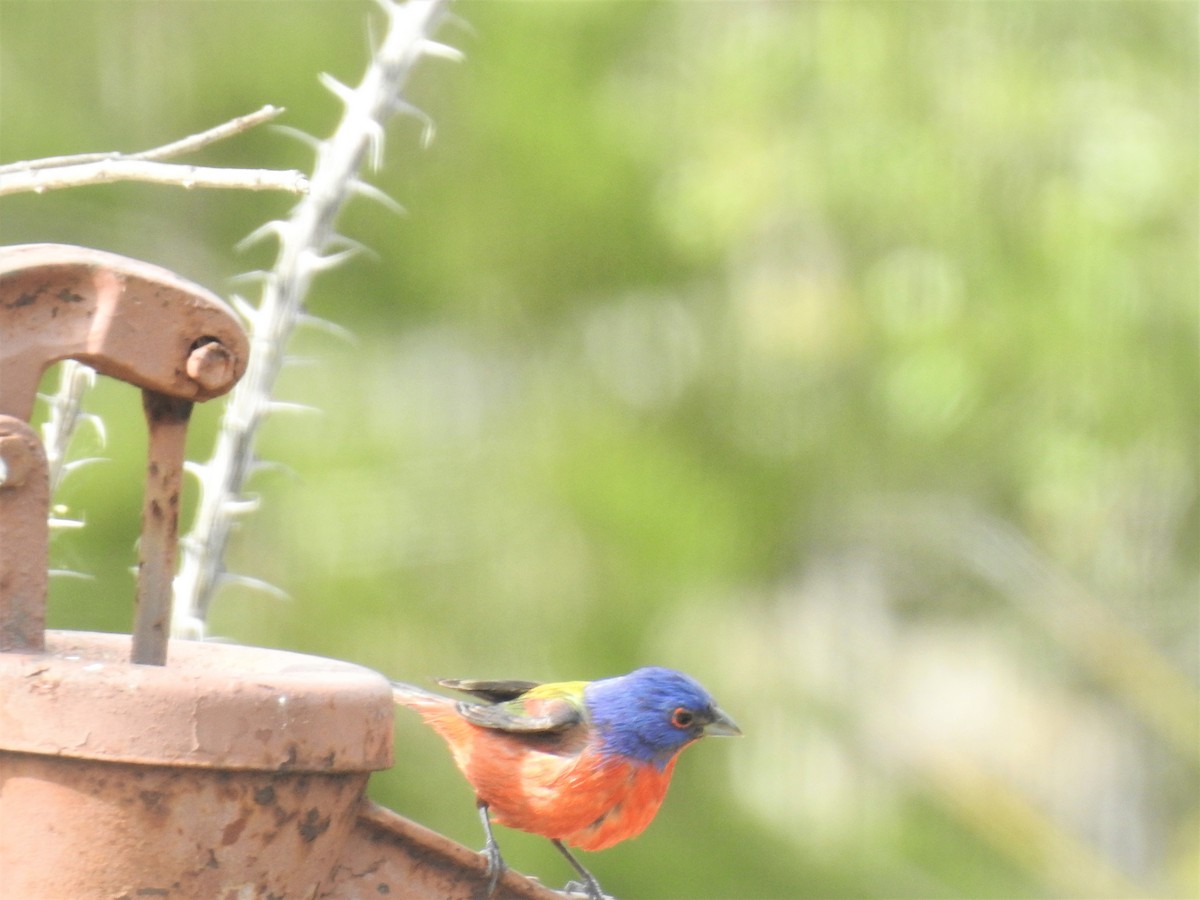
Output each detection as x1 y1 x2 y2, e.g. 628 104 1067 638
0 243 248 663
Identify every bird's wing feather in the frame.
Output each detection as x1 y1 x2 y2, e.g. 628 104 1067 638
451 680 590 734
437 678 543 702
455 698 582 732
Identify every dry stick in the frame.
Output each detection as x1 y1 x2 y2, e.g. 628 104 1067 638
0 105 305 197
126 105 287 162
0 159 308 198
0 105 285 174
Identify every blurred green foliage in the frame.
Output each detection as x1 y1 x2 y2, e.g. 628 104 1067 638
2 2 1196 897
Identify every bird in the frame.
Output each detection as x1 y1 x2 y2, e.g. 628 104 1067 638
391 666 741 899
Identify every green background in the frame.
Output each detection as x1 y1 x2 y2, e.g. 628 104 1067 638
1 2 1196 897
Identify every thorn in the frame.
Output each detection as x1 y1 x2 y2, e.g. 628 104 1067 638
391 100 436 148
341 242 379 264
61 456 108 476
420 39 464 63
269 123 322 153
326 233 377 261
442 11 477 41
228 270 270 286
248 457 298 481
305 246 361 273
350 178 406 216
365 8 380 56
297 312 358 346
364 120 386 171
221 496 262 517
267 400 321 416
48 567 94 578
283 354 320 368
47 519 87 532
318 72 355 104
219 571 292 603
237 219 289 252
80 413 108 447
230 293 260 325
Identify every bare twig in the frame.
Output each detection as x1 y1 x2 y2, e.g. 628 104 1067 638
0 159 308 198
127 105 287 162
0 104 306 197
0 105 286 175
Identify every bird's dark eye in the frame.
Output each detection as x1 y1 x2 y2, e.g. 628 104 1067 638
671 707 694 729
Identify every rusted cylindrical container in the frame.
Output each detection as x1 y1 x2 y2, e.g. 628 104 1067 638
0 631 393 899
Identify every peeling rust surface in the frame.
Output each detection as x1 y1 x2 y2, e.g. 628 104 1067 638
0 751 367 898
299 807 333 843
0 417 48 653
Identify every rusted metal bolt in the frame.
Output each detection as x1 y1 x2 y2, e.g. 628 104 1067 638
186 340 237 393
0 432 34 488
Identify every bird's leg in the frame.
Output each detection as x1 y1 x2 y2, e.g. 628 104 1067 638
551 839 613 900
476 799 507 896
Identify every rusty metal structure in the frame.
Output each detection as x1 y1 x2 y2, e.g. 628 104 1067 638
0 244 560 899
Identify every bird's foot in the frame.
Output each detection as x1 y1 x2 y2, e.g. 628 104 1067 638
550 840 612 900
480 836 507 896
476 801 508 897
561 878 616 900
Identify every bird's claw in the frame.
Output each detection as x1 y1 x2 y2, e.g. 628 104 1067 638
475 800 508 897
481 840 507 897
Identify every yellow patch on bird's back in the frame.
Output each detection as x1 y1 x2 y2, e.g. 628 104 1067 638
523 681 589 702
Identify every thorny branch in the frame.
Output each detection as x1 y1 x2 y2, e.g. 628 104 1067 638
172 0 457 637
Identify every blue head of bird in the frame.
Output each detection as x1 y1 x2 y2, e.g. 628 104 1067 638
584 667 741 768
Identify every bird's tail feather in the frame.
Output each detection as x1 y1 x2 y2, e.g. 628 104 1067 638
391 679 444 700
391 680 458 717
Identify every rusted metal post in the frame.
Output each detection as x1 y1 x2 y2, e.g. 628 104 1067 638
0 416 48 652
133 391 194 665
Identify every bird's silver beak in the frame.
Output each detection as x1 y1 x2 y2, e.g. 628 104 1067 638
703 706 742 737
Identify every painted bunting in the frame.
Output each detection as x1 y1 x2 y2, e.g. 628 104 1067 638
391 666 741 899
